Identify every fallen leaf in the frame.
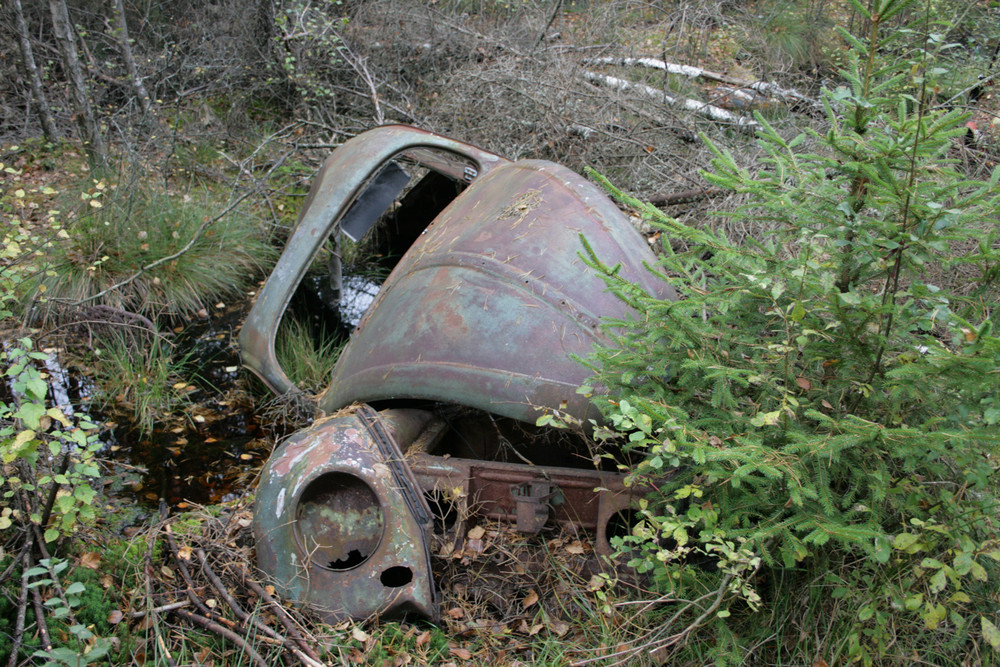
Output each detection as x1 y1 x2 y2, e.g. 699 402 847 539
565 541 585 555
822 399 834 409
160 565 175 579
449 647 472 660
206 598 217 609
529 623 544 636
467 525 485 540
813 660 829 667
265 585 276 596
522 589 539 609
172 381 188 390
415 630 431 647
80 551 101 569
795 376 812 391
240 453 253 460
447 607 465 619
100 574 113 589
549 618 570 636
193 414 206 423
177 545 193 561
107 610 124 624
351 626 369 643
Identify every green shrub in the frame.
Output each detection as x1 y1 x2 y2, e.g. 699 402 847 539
580 0 1000 662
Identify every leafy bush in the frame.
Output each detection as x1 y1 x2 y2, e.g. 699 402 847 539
581 0 1000 662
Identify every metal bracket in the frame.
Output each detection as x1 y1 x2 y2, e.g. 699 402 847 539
510 481 560 534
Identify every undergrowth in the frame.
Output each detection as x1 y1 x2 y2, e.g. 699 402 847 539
25 179 274 320
580 0 1000 663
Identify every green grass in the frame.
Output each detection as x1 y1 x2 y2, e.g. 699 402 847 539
26 179 275 319
90 333 192 436
274 314 344 394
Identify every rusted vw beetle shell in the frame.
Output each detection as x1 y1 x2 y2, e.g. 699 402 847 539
240 125 675 422
319 157 674 423
242 126 675 622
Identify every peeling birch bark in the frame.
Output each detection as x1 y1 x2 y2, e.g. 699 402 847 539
581 70 759 133
585 56 821 111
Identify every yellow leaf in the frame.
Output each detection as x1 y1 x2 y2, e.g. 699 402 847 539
12 429 36 451
89 199 102 208
46 408 71 427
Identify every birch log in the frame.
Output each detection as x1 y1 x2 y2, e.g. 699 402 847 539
585 56 821 111
581 70 759 133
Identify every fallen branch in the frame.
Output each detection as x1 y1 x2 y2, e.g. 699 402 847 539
648 187 726 207
581 71 758 133
585 56 821 111
244 576 324 664
7 560 30 667
171 608 271 667
130 600 191 618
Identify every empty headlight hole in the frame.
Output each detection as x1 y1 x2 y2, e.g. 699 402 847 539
295 472 384 570
380 566 413 588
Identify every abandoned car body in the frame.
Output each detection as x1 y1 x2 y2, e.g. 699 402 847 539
241 125 676 622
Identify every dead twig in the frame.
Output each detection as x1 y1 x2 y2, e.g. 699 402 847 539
7 558 30 667
648 187 726 207
196 548 290 647
171 608 271 667
130 600 192 618
244 576 324 664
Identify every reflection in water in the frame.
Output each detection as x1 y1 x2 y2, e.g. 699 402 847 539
339 275 380 327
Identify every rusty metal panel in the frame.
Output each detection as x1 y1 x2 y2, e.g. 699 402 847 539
253 405 437 622
240 126 508 398
407 452 636 556
319 159 676 423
